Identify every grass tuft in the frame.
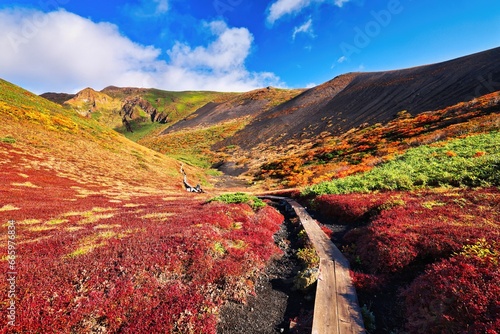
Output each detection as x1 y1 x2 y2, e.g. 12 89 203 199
209 193 266 210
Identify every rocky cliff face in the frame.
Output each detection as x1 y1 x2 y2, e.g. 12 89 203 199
41 87 171 131
121 96 169 124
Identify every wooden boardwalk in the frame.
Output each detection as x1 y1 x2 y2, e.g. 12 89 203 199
261 196 365 334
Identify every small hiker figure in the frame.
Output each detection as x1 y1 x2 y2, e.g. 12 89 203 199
180 164 204 193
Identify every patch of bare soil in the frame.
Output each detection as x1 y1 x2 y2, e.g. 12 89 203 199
218 203 315 334
211 173 249 188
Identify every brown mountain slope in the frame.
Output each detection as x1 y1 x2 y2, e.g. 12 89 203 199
100 86 150 99
215 46 500 151
161 87 304 134
40 92 76 105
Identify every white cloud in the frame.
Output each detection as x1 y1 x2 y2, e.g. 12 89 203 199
334 0 350 7
268 0 311 24
161 21 282 91
267 0 350 24
125 0 169 18
292 18 315 39
305 82 317 88
155 0 169 14
337 55 347 63
0 9 282 94
168 21 251 72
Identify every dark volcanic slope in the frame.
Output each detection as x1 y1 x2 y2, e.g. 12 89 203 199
216 47 500 150
40 92 76 105
161 87 304 134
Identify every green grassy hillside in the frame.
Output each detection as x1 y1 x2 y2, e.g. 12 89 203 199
107 88 237 141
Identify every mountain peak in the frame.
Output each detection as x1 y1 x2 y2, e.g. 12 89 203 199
64 87 120 116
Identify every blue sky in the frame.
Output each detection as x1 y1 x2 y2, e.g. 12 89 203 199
0 0 499 94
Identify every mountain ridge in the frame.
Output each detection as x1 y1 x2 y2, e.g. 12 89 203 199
215 46 500 151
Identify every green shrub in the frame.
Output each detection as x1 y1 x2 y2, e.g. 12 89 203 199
361 304 377 333
297 247 320 268
303 132 500 196
209 192 266 210
1 136 16 144
457 238 499 264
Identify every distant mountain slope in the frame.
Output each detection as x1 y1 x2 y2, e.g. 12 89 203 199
161 87 304 134
41 86 238 141
40 92 76 105
64 87 122 117
100 87 236 125
134 87 303 169
216 46 500 150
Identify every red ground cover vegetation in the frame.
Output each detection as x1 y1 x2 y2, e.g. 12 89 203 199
0 144 284 333
403 253 500 334
312 188 500 332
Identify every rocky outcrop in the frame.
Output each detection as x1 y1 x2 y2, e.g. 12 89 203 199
293 267 319 291
61 88 121 117
121 96 169 124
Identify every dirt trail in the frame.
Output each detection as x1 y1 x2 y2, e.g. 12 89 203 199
218 201 314 334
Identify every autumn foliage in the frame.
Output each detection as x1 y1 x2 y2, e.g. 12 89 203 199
258 91 499 188
402 253 500 334
0 188 283 333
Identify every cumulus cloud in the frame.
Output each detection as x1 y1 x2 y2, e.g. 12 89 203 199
168 21 252 72
292 18 315 39
0 9 281 93
267 0 350 24
160 21 282 91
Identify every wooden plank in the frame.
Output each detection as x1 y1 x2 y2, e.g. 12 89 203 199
334 260 365 333
260 196 365 333
312 258 339 334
